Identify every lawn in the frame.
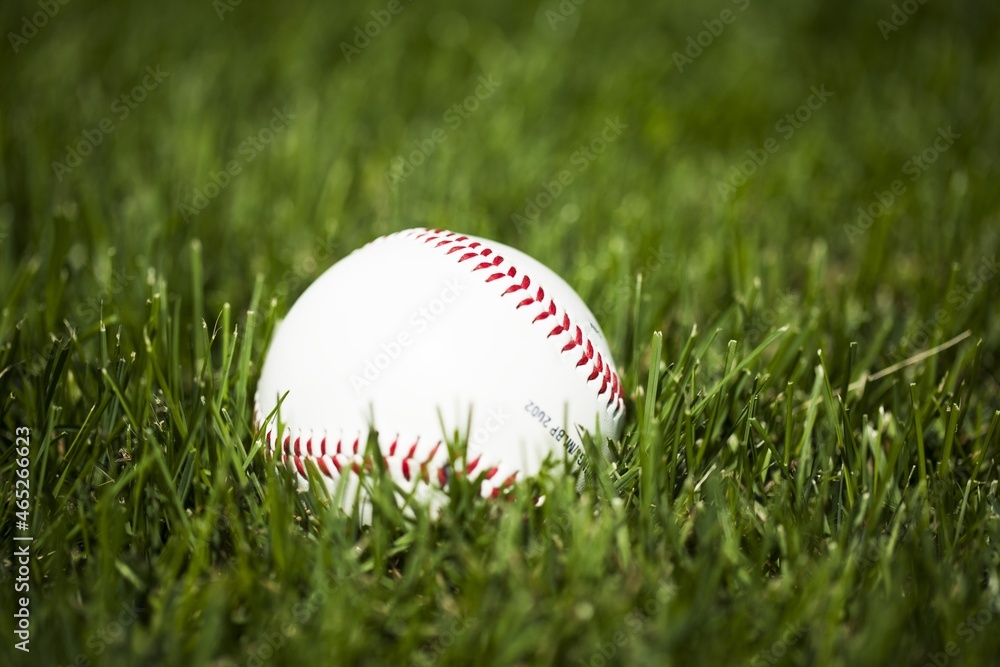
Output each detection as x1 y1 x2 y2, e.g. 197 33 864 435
2 0 999 665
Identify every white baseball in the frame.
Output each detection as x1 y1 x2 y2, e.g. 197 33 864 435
254 228 625 515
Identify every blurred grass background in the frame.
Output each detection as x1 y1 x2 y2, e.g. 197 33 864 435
1 0 1000 665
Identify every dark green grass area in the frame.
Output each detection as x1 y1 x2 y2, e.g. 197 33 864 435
2 0 1000 665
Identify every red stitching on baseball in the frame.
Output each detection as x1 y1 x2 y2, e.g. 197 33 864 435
253 227 626 501
410 229 624 413
502 275 530 297
313 458 327 476
533 300 557 324
407 228 625 413
256 402 463 489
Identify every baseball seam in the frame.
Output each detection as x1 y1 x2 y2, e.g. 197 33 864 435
404 228 625 415
254 227 625 492
252 402 517 497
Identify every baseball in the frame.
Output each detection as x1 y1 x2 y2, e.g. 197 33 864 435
254 228 625 515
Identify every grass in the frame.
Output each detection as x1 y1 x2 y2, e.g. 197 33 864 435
2 0 1000 665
